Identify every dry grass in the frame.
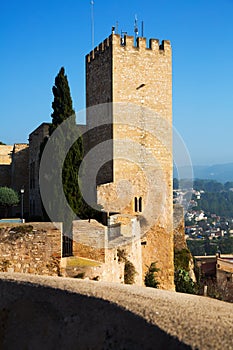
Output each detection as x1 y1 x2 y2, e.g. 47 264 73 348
66 257 101 267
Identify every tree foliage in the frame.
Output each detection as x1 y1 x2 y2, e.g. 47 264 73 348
117 249 137 284
144 262 160 288
174 249 192 272
194 191 233 217
0 187 19 207
193 179 224 193
47 67 83 226
48 67 100 225
49 67 75 136
62 131 85 218
174 248 197 294
124 260 137 284
187 237 233 256
174 269 196 294
0 187 19 217
173 178 233 217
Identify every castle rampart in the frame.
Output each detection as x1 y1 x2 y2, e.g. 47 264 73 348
29 123 50 218
86 33 174 290
86 34 171 63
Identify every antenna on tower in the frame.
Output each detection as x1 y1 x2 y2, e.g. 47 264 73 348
141 21 144 37
90 0 95 50
134 14 139 44
121 30 127 45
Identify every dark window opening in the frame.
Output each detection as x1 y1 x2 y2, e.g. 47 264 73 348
134 196 143 213
134 197 138 212
139 197 142 212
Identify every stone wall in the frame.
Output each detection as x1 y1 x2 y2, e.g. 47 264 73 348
11 144 29 217
173 204 187 251
0 145 13 165
2 274 233 350
217 257 233 284
73 220 106 262
0 222 62 276
0 165 11 188
86 36 113 108
29 123 50 218
86 34 174 290
72 217 143 285
86 39 113 185
216 258 233 301
0 144 29 218
173 204 196 281
0 145 13 189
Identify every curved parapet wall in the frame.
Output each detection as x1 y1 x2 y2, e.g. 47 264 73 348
0 273 232 349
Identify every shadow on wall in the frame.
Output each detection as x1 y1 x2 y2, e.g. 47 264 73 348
0 280 191 350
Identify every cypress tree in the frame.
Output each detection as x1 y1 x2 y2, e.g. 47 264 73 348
47 67 100 228
49 67 84 217
49 67 75 135
38 67 83 255
40 66 101 257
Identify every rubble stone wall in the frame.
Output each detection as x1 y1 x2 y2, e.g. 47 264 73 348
0 222 62 276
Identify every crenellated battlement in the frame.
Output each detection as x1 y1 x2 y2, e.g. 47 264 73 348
86 34 171 63
86 35 112 63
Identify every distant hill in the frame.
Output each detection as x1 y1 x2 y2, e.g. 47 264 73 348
174 163 233 183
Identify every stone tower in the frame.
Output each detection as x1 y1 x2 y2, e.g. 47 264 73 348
86 33 174 290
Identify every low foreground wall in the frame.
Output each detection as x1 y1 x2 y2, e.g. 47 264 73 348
0 223 62 276
0 273 233 349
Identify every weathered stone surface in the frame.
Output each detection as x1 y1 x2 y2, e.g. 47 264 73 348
11 144 29 216
0 222 62 276
28 123 50 218
173 204 187 251
73 220 106 262
72 218 142 285
86 34 174 290
0 273 232 350
0 144 29 217
0 145 13 165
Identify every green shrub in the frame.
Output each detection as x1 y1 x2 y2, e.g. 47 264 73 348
144 262 160 288
117 248 126 262
174 249 191 272
124 260 136 284
175 269 196 294
117 249 137 284
0 187 19 207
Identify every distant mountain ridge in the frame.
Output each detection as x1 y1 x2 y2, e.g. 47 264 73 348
174 163 233 183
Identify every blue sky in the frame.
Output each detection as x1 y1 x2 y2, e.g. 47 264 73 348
1 0 233 166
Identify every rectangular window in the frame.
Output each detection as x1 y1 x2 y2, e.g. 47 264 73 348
134 197 143 213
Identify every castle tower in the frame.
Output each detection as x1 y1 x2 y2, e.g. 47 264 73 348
86 34 174 290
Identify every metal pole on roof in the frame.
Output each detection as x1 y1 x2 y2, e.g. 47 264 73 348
91 0 95 50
